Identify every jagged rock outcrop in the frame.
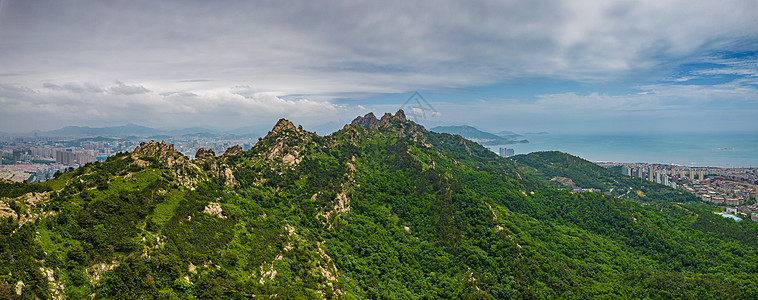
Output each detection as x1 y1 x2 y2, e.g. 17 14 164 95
131 141 203 188
345 110 430 148
268 119 299 137
132 141 190 168
194 148 216 161
350 112 380 130
254 119 316 167
222 145 243 157
191 146 240 188
350 109 417 131
133 140 176 158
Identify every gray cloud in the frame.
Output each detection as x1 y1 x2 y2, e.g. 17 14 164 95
0 0 757 132
43 82 103 93
3 1 756 91
108 81 151 95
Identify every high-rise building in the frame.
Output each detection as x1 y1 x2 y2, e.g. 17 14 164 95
55 149 96 165
498 147 515 157
56 150 76 165
76 152 96 165
621 165 632 176
649 166 655 182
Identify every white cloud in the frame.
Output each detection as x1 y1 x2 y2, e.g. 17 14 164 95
108 81 151 95
0 82 360 132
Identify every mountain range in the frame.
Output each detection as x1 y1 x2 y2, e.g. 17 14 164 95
1 110 757 299
430 125 528 145
2 124 259 138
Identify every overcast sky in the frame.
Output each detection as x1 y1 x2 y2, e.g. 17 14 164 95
1 0 757 134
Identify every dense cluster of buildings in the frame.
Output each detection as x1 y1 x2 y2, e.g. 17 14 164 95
613 163 758 222
1 134 256 183
619 164 693 189
683 177 753 206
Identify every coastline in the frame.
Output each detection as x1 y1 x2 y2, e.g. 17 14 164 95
489 132 758 168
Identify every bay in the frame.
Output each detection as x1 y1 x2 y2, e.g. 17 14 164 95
489 132 758 168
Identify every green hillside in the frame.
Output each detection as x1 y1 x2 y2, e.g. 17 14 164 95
512 151 699 203
1 111 757 299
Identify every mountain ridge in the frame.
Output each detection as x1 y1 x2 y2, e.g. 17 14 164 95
1 111 757 299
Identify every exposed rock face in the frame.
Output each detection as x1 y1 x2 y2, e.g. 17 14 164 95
40 266 64 300
350 112 379 130
255 118 315 167
222 145 243 157
10 192 55 226
15 281 23 296
203 202 227 219
133 140 176 157
394 109 406 121
346 110 431 149
132 141 190 168
194 148 215 161
350 109 416 132
191 146 241 188
131 141 203 188
269 119 298 136
0 201 17 221
87 261 120 284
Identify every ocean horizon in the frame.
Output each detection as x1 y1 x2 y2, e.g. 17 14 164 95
492 132 758 168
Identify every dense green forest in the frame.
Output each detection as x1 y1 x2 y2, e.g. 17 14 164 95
1 111 757 299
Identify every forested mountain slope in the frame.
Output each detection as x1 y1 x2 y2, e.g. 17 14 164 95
513 151 698 203
1 111 757 299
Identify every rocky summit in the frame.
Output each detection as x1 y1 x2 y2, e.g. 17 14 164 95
1 112 758 299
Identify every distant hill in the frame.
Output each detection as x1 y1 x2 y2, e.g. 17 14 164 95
22 124 229 138
430 125 527 145
496 130 522 138
75 136 121 143
166 127 218 136
41 124 161 137
512 151 698 203
225 125 259 137
181 132 221 138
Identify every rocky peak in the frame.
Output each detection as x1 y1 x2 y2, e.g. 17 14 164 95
194 148 216 160
222 145 243 157
269 119 298 136
350 112 379 130
395 109 406 121
133 140 180 157
351 109 414 131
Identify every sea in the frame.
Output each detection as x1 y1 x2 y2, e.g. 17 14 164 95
489 132 758 168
